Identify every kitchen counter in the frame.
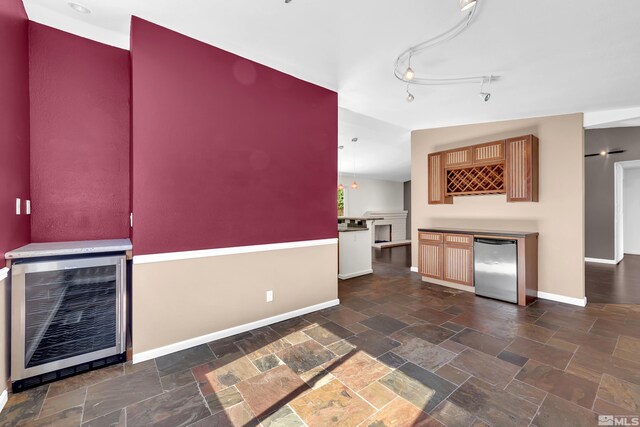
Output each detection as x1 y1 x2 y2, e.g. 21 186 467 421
418 227 538 238
5 239 132 259
338 228 369 233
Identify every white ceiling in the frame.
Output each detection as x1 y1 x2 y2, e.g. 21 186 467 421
23 0 640 182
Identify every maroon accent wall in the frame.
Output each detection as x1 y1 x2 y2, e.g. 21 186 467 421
0 0 30 259
29 23 131 243
130 17 337 255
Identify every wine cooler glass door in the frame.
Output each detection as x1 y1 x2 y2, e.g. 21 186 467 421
12 256 125 380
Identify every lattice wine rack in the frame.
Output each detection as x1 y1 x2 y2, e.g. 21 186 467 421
445 164 505 196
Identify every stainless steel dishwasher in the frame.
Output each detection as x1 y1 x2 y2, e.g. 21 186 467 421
474 238 518 303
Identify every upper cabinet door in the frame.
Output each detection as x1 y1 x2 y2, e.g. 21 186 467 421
472 140 505 165
428 153 452 205
505 135 539 202
443 147 473 169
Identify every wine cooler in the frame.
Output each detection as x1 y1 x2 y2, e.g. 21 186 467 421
11 255 126 392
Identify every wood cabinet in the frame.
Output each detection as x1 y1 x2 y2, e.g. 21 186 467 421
418 241 443 280
427 153 452 205
443 147 473 168
417 228 539 306
505 135 539 202
472 140 505 165
443 244 473 286
428 135 538 204
419 232 473 286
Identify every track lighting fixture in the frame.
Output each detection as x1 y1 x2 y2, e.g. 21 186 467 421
459 0 477 12
478 78 491 102
395 1 499 101
404 56 415 81
406 85 415 103
285 0 293 3
584 149 626 158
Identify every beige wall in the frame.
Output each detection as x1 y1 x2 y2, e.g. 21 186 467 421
1 276 8 396
411 113 585 300
132 243 338 354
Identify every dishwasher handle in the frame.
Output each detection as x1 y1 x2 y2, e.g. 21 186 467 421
474 238 517 245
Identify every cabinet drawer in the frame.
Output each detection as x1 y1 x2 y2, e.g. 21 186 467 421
444 147 473 168
444 234 473 246
472 140 505 165
419 232 443 243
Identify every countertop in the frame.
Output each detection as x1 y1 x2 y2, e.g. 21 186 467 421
338 217 384 221
338 228 369 233
418 227 538 238
5 239 132 259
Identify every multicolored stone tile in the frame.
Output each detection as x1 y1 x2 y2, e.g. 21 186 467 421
515 359 598 408
303 321 354 346
393 336 456 371
290 380 375 426
192 354 260 395
276 340 336 375
597 374 640 413
379 362 456 412
329 351 391 391
362 397 441 426
448 376 537 426
124 383 210 427
205 386 244 415
533 394 599 427
450 348 520 388
236 365 308 418
358 382 397 409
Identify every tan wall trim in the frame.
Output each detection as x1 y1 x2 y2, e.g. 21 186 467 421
132 243 338 355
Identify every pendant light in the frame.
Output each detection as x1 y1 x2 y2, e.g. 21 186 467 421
404 55 415 81
337 146 344 190
351 138 359 190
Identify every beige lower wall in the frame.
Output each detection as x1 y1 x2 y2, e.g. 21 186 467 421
411 113 585 300
1 276 8 397
132 243 338 354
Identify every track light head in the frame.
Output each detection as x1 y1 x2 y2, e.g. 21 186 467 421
404 67 415 81
459 0 477 12
406 84 415 103
479 92 490 102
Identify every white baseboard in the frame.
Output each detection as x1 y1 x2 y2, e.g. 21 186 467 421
410 266 419 273
537 291 587 307
624 251 640 256
0 389 7 414
585 257 618 265
0 268 8 281
132 298 340 364
338 269 373 280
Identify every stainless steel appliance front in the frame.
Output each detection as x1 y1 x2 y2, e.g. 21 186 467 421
473 238 518 303
11 255 126 382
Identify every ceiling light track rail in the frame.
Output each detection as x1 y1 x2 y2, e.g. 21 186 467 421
395 0 499 101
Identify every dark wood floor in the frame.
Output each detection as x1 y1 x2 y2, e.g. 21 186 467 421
586 254 640 304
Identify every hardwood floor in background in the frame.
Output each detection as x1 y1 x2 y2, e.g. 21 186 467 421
586 254 640 304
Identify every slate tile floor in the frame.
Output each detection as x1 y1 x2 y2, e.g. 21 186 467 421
2 247 640 426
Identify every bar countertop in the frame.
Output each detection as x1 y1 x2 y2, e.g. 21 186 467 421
5 239 132 259
418 227 538 238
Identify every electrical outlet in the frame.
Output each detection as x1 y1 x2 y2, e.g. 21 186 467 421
266 290 273 302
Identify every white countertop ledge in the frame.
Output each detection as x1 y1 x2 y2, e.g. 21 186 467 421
5 239 132 259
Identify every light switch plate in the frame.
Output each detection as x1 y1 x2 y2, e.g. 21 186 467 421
26 200 31 215
266 290 273 302
16 198 20 215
